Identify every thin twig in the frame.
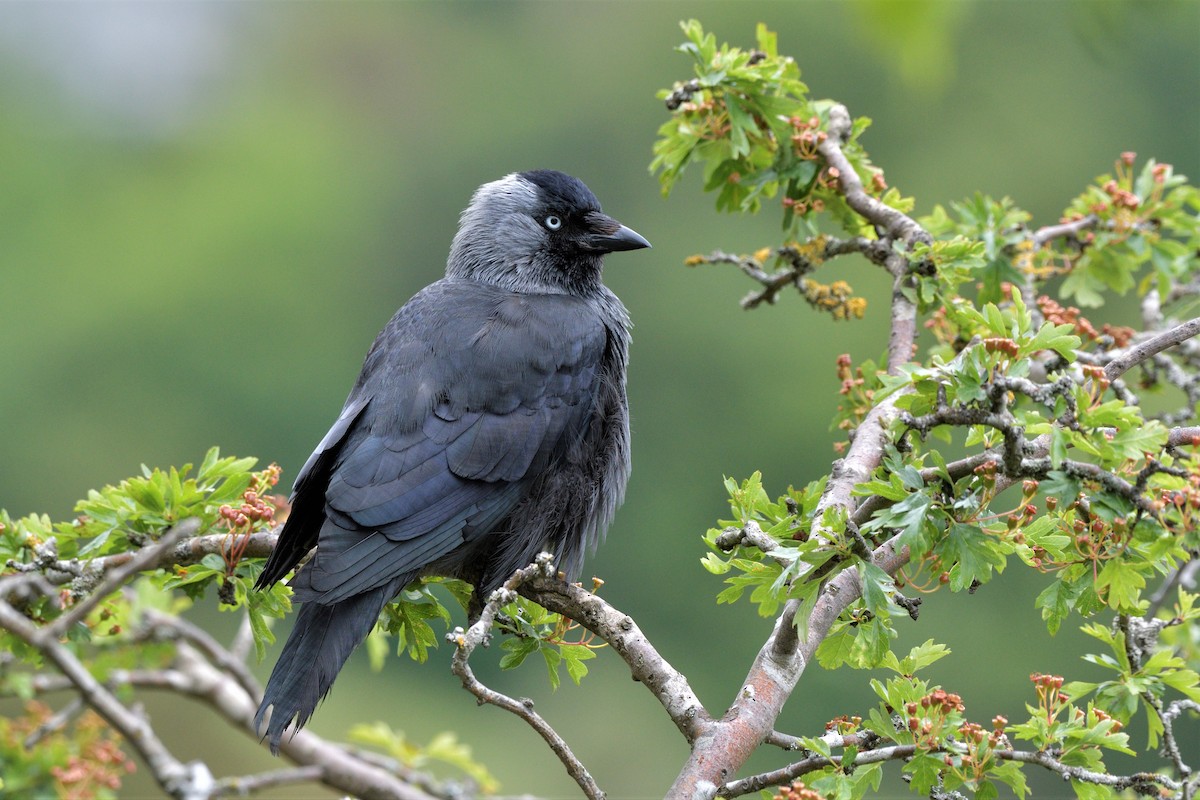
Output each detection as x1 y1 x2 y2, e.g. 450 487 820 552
719 741 1183 797
450 554 605 800
1031 214 1098 247
23 695 85 749
210 765 325 797
46 520 198 640
1104 316 1200 382
0 598 204 797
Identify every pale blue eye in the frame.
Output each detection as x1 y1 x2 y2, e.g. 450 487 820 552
544 215 562 230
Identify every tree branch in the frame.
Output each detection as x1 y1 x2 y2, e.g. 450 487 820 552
168 641 442 800
667 103 930 799
1103 316 1200 382
450 554 605 800
815 104 930 250
46 521 197 639
720 742 917 797
0 596 209 798
1031 214 1099 248
209 765 325 798
718 738 1185 798
520 574 711 744
0 545 452 800
23 527 278 591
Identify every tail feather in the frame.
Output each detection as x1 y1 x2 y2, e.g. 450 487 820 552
255 583 393 753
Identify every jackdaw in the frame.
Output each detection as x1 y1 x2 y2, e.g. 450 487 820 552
254 170 649 752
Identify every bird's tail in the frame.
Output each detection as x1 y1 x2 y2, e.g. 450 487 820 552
255 584 392 754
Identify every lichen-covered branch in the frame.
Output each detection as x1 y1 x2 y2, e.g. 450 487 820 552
1102 316 1200 382
16 529 279 591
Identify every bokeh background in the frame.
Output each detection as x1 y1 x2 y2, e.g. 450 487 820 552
1 1 1197 797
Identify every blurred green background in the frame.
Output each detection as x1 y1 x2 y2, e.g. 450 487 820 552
1 1 1197 797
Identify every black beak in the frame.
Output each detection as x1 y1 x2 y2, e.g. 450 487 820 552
582 211 651 254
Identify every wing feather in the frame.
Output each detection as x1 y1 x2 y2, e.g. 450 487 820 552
269 281 609 605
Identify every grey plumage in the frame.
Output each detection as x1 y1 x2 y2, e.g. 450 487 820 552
254 170 649 752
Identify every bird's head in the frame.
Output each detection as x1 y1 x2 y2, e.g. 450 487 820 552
446 170 650 295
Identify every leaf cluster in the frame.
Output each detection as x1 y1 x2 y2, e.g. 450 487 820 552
671 21 1200 800
0 701 133 800
1060 158 1200 307
495 595 599 690
652 20 902 241
766 643 1145 800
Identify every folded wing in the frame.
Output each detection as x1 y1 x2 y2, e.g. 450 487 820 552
260 280 608 606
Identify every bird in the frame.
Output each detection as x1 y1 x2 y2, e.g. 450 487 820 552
253 169 650 753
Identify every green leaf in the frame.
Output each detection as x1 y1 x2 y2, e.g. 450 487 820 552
936 522 1007 591
815 623 856 669
1071 780 1118 800
1035 578 1077 635
366 625 388 672
541 646 562 691
347 722 499 793
1106 422 1168 461
979 256 1025 304
884 639 951 676
561 644 596 686
858 561 894 617
875 490 934 553
989 760 1029 799
1095 560 1147 611
1022 322 1082 360
975 779 998 800
498 637 539 671
904 752 944 795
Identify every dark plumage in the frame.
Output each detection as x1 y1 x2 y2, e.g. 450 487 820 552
254 170 649 752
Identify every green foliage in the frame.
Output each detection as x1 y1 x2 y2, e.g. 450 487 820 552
1008 673 1134 776
669 20 1199 800
1060 157 1200 307
652 20 811 215
496 596 599 690
652 20 899 241
921 194 1033 305
1064 612 1200 747
370 576 474 667
347 721 499 794
368 574 604 694
0 449 292 664
701 473 835 618
2 448 257 564
0 702 134 800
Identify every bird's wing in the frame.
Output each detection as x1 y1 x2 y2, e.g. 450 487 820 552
288 281 608 605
